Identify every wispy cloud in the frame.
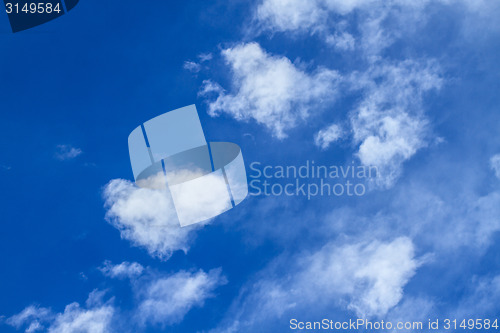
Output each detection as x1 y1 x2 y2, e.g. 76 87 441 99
183 61 202 73
5 292 114 333
348 60 442 188
135 269 226 327
5 305 52 332
55 144 82 161
490 154 500 179
314 123 343 150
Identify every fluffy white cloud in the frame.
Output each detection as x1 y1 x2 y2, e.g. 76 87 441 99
212 237 420 332
6 292 114 333
490 154 500 179
55 145 82 161
314 123 343 150
103 179 204 260
349 60 442 188
136 269 227 327
298 237 420 317
200 42 340 139
99 261 144 279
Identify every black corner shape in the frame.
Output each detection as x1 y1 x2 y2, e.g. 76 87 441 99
4 0 79 33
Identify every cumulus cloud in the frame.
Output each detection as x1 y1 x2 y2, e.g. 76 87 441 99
212 237 420 332
135 269 227 327
55 145 82 161
490 154 500 179
200 42 340 139
5 292 114 333
314 123 343 150
103 179 204 260
99 261 144 279
349 60 442 188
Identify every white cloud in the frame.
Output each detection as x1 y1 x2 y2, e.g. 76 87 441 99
253 0 381 35
252 0 409 59
99 261 144 279
198 53 213 62
6 266 226 332
6 306 52 332
184 53 212 73
490 154 500 179
314 123 343 150
254 0 327 33
253 0 500 61
456 275 500 316
325 32 355 51
299 237 420 317
212 237 420 331
55 145 82 161
48 303 114 333
136 269 227 327
200 42 340 139
6 293 114 333
103 179 203 260
349 60 442 188
183 61 201 73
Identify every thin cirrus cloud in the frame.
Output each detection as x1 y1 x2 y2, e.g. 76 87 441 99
200 42 341 139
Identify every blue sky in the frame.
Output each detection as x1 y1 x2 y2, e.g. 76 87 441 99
1 0 500 332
